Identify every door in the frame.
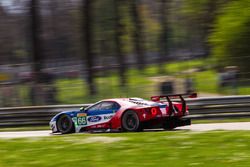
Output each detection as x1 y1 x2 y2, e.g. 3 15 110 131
85 101 120 126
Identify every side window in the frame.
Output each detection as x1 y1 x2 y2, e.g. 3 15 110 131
100 102 115 110
111 102 120 111
99 101 120 111
87 103 102 111
87 101 121 114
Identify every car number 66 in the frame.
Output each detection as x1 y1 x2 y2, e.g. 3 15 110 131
77 117 87 125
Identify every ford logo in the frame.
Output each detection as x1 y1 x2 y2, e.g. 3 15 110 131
88 116 102 122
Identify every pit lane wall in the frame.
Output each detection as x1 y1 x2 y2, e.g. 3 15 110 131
0 96 250 127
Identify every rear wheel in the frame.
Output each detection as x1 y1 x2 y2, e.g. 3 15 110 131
57 114 74 134
122 110 141 132
163 118 176 130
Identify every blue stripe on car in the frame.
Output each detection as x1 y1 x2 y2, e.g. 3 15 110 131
87 110 114 116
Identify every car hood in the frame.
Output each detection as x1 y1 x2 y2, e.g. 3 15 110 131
50 110 79 122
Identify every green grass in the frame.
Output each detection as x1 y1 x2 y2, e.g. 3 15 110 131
55 71 155 104
239 86 250 95
192 118 250 124
16 58 250 106
192 70 250 95
0 126 50 132
54 59 206 104
140 59 205 76
1 131 250 166
194 70 218 93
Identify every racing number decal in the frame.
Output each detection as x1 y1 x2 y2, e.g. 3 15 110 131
77 117 87 125
77 113 87 125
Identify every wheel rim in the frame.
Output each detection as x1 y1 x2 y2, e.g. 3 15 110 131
123 111 139 131
61 117 70 131
126 114 137 129
57 115 72 133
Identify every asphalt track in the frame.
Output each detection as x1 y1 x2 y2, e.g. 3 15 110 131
1 122 250 139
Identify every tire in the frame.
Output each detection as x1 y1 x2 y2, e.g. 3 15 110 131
122 110 141 132
163 119 175 130
56 114 74 134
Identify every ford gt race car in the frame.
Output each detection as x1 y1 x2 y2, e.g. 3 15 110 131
49 93 197 134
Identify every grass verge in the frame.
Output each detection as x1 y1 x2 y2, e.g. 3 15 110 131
0 126 50 132
1 131 250 166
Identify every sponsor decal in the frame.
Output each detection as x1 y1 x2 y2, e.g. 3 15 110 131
160 108 167 116
97 124 105 128
90 124 106 129
156 115 161 118
104 115 113 120
88 116 102 122
77 116 87 125
90 125 97 128
72 117 77 123
76 113 87 125
77 113 87 117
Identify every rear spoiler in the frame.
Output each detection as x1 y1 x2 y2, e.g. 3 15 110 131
151 93 197 115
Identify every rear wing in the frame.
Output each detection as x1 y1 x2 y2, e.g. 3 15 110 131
151 93 197 115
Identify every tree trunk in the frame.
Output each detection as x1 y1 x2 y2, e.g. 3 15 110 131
159 0 169 74
202 0 218 57
82 0 97 95
49 0 61 59
30 0 42 82
131 0 145 71
114 0 127 87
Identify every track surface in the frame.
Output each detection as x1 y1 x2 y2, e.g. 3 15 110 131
1 122 250 138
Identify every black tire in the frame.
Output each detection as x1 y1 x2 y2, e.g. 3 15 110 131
122 110 141 132
56 114 74 134
163 119 175 130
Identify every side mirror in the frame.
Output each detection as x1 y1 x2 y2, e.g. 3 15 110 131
80 107 85 112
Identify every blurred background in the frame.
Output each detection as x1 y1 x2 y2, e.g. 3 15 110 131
0 0 249 107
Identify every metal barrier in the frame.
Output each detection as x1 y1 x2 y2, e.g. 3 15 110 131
0 104 90 127
0 96 250 127
186 95 250 119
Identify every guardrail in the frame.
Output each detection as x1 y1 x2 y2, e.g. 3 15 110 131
0 95 250 128
0 104 90 127
186 95 250 119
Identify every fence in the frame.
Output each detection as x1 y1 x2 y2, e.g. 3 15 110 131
0 96 250 128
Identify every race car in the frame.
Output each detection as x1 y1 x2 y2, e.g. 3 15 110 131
49 93 197 134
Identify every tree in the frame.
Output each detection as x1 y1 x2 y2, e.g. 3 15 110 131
82 0 97 95
0 5 11 63
210 0 250 74
182 0 229 57
131 0 145 71
158 0 169 73
114 0 127 87
30 0 43 81
41 0 80 61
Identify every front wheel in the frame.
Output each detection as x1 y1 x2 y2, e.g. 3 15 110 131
57 114 75 134
122 110 141 132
